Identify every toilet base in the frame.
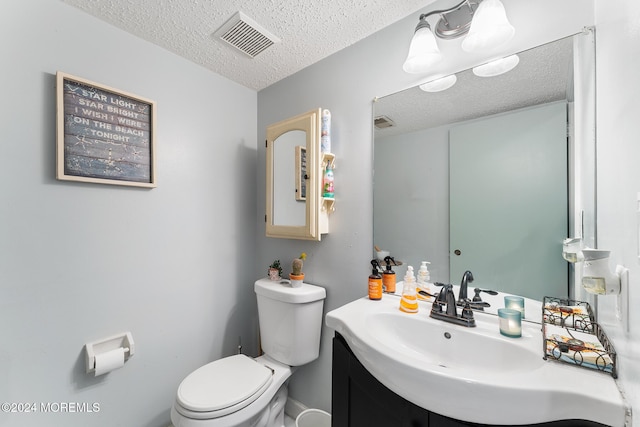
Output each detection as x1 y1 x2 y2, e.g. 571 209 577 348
171 355 292 427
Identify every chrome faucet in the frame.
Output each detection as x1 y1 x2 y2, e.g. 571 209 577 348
458 270 474 303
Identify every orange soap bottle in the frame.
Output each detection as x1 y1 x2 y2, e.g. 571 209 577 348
399 266 419 313
382 256 397 294
368 259 383 300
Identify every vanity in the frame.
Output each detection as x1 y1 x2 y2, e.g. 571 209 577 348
326 293 627 427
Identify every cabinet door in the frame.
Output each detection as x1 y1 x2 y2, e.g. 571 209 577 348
332 334 430 427
266 109 322 240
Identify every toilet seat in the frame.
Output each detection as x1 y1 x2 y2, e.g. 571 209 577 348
175 354 273 420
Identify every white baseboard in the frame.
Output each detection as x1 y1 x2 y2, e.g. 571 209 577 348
285 397 308 420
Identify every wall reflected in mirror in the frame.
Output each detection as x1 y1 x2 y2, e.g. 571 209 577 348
373 30 596 301
273 130 306 226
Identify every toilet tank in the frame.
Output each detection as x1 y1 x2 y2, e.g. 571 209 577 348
254 279 326 366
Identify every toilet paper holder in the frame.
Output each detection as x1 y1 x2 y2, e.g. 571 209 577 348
85 331 135 374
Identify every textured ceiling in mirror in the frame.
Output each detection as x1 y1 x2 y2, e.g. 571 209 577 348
374 36 573 137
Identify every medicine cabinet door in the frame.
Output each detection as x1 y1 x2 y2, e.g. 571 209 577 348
266 109 321 240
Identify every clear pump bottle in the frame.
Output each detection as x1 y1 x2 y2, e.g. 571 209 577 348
399 266 419 313
417 261 432 301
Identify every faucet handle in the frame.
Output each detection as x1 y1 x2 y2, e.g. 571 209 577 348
461 299 475 320
472 287 497 301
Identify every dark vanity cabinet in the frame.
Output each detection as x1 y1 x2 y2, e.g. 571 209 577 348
331 333 608 427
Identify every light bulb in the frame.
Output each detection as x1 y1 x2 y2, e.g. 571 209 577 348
472 54 519 77
419 74 457 92
403 22 443 74
462 0 515 52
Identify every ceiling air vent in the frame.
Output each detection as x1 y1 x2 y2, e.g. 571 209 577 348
214 12 281 58
374 115 395 129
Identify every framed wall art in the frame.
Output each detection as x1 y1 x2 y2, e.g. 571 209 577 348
56 71 156 188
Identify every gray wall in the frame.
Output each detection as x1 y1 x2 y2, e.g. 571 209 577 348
374 124 450 283
0 1 258 426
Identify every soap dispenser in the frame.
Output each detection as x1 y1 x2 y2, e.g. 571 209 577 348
417 261 432 301
382 256 397 294
399 266 419 313
369 259 383 300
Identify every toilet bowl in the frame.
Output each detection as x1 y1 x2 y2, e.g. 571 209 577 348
170 355 291 427
170 279 326 427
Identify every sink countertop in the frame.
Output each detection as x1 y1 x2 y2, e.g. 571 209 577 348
326 293 628 426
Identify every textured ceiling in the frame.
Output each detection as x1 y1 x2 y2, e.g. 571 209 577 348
61 0 431 91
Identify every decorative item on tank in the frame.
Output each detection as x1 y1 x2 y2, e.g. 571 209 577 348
290 252 307 287
268 259 282 281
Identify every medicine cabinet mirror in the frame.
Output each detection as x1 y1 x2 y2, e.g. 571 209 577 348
266 108 333 241
373 30 596 301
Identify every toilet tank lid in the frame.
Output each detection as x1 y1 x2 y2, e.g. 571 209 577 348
255 279 326 303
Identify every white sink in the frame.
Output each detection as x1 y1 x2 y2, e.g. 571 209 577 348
369 311 541 376
326 294 627 426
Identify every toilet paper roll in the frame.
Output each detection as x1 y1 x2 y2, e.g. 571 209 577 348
94 347 125 376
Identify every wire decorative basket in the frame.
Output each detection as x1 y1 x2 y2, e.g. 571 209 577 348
542 296 617 378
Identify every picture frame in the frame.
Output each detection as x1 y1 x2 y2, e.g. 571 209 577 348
56 71 156 188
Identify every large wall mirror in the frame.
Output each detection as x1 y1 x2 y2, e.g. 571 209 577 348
373 30 596 301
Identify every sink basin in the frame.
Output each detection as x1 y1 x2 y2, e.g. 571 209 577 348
369 311 541 376
326 293 627 426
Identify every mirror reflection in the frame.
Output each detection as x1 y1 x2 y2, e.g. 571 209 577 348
273 130 306 226
373 31 595 301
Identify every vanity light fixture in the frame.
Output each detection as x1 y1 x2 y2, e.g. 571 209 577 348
419 74 457 92
472 54 519 77
403 0 515 74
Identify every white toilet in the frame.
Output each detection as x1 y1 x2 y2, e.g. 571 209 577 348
170 278 326 427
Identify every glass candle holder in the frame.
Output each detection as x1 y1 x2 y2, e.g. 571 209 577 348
498 308 522 338
504 295 525 319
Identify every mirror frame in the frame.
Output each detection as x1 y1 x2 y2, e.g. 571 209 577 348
266 108 322 240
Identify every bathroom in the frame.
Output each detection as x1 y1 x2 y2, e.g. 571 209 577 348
0 0 638 426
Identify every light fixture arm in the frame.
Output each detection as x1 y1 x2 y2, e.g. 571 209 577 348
404 0 515 75
419 0 474 21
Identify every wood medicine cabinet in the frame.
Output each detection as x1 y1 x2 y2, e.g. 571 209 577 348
266 108 334 240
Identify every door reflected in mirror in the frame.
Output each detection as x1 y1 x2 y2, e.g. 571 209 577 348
373 30 596 301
